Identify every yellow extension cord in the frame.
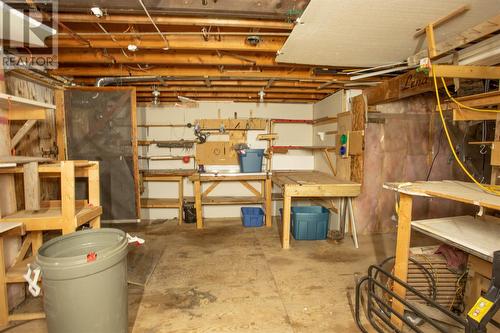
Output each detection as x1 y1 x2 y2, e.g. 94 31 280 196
431 66 500 195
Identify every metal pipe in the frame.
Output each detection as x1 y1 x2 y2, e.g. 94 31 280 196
96 75 159 86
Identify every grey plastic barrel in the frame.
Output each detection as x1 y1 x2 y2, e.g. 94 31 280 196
36 228 128 333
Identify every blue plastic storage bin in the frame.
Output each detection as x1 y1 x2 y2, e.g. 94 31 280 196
280 206 329 240
241 207 264 227
291 206 329 240
238 149 264 173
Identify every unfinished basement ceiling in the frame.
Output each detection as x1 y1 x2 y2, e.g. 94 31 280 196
276 0 500 68
3 0 385 104
22 0 310 19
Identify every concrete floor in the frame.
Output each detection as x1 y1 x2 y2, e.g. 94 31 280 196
6 218 399 333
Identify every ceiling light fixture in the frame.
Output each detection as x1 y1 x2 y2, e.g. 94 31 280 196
127 44 138 52
90 7 103 18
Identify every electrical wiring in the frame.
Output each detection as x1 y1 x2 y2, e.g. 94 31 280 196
440 76 500 113
431 66 500 195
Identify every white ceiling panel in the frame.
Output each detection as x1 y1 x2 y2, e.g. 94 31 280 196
276 0 500 67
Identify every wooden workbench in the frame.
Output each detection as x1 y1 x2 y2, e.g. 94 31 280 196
190 172 273 229
272 171 361 249
140 169 196 224
383 180 500 328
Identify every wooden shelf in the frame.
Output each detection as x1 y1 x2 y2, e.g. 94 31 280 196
141 169 196 177
6 257 37 283
201 196 264 205
1 206 102 231
141 198 180 208
0 92 55 120
411 215 500 262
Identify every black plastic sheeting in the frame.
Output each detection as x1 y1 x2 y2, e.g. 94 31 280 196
65 89 137 220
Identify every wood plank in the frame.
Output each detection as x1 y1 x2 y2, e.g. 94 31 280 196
282 192 292 249
453 108 498 121
240 180 262 198
0 156 53 164
201 196 264 205
384 180 500 211
0 237 9 325
414 5 470 38
140 198 180 208
61 161 76 234
265 179 272 227
22 162 40 211
391 193 413 329
54 89 66 160
202 181 221 197
412 215 500 262
130 88 141 219
10 120 36 149
409 14 500 63
0 93 55 113
54 13 294 30
194 180 203 229
432 65 500 79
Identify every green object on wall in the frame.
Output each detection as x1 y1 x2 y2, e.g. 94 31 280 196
340 134 348 145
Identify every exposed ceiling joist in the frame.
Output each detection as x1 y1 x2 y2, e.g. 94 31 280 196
49 35 286 52
51 13 295 30
57 50 280 66
50 66 349 80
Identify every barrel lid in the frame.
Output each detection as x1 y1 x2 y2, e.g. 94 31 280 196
37 228 127 271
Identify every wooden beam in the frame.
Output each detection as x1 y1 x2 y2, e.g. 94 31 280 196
50 35 286 52
414 5 470 38
23 162 40 211
135 86 335 94
136 92 327 99
7 109 45 121
53 13 294 30
391 193 413 329
432 65 500 79
50 66 346 80
365 69 443 105
10 119 36 149
57 50 281 67
409 14 500 64
425 25 437 58
54 89 66 160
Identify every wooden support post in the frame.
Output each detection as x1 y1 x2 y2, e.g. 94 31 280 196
54 89 66 160
194 180 203 229
88 162 100 229
425 24 437 58
282 190 291 249
61 161 76 234
23 162 40 211
178 177 184 225
30 231 43 254
0 237 8 326
265 178 272 227
391 193 413 328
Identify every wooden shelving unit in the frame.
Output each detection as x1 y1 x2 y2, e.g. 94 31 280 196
0 159 102 326
0 160 102 233
140 170 196 224
0 92 55 121
189 173 272 229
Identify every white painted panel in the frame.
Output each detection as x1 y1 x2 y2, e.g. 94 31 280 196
140 101 314 219
277 0 500 67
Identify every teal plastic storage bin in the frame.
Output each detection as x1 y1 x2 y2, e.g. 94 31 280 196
241 207 264 227
291 206 329 240
238 149 264 173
